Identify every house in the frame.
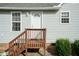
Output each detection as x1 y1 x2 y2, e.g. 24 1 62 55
0 3 79 55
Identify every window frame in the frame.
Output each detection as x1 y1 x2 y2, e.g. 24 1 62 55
11 11 22 31
60 11 70 24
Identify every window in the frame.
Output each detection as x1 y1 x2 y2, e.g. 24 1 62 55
61 11 69 23
12 12 21 31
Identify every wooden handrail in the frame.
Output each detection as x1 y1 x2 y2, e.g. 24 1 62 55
25 28 46 31
9 31 26 48
9 31 26 44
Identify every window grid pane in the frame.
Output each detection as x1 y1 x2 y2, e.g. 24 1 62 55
61 18 69 23
62 12 69 17
12 22 20 31
12 27 20 31
12 13 20 21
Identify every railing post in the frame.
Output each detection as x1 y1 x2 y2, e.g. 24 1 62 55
25 29 27 55
43 29 46 56
8 43 10 55
25 29 27 47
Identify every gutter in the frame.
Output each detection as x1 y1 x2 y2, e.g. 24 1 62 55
0 6 61 11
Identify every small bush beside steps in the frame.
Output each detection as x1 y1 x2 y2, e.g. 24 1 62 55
56 38 71 56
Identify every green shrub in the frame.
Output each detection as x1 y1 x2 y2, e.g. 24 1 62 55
74 40 79 55
56 38 71 56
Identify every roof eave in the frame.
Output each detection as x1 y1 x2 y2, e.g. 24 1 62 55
0 6 61 10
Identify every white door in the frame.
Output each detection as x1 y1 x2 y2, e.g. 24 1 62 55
30 11 42 39
31 11 42 28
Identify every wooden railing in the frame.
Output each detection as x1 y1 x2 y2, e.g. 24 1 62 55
8 31 26 56
7 28 46 56
26 28 46 49
26 28 46 40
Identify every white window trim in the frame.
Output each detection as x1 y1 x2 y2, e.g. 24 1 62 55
11 11 22 31
60 11 70 24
